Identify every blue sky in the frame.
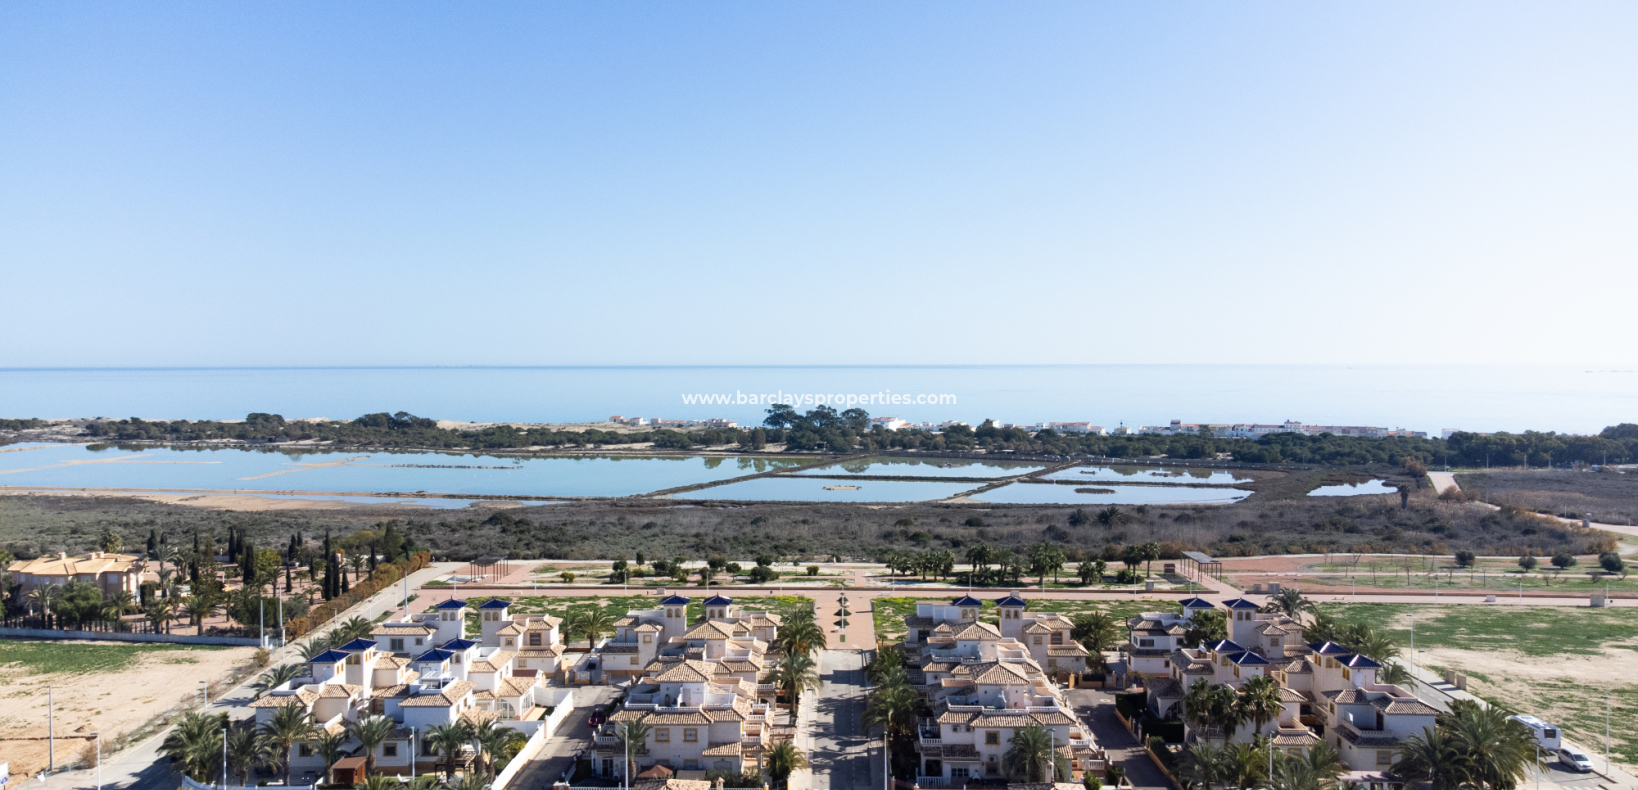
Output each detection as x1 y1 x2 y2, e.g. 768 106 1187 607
2 2 1634 367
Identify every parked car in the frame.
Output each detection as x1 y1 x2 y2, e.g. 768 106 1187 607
588 711 606 728
1559 746 1595 773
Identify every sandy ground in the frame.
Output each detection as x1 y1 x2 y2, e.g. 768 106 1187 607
0 642 259 778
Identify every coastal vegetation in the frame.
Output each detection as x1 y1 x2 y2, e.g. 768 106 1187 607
12 410 1633 467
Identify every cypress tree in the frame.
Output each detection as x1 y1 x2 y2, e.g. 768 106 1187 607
146 528 158 557
285 565 293 594
322 558 334 601
340 559 350 593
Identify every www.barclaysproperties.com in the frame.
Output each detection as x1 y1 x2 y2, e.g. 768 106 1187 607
680 391 957 407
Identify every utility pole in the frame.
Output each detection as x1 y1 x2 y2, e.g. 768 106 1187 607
1604 695 1612 775
94 731 102 790
884 730 890 790
48 685 55 771
220 727 227 790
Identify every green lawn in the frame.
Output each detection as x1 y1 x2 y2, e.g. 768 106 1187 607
1316 602 1638 657
870 596 1168 644
464 594 815 634
0 640 224 675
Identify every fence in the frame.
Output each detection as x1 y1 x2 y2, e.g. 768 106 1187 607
183 776 316 790
2 615 167 634
283 551 431 640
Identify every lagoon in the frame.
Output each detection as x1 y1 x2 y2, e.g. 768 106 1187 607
792 456 1044 478
1307 479 1397 497
673 476 975 503
0 443 807 498
1041 464 1250 485
970 482 1251 505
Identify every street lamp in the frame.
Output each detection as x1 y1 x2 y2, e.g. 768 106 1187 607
92 731 101 790
220 727 228 790
1603 695 1612 775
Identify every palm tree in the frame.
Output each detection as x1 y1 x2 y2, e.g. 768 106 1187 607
566 610 615 650
764 740 808 790
336 615 375 643
768 652 823 718
426 720 476 778
347 714 398 774
472 718 528 779
449 773 491 790
144 598 176 634
184 593 217 636
1223 742 1267 790
314 731 348 785
1096 505 1131 531
360 776 405 790
26 584 59 620
1379 661 1413 686
1140 542 1161 579
615 719 653 782
348 553 367 582
1071 611 1122 673
1179 741 1228 790
160 711 228 782
1444 704 1536 790
1392 727 1469 790
253 663 305 700
1260 588 1315 619
862 684 920 742
777 618 827 658
259 703 316 787
299 637 339 661
1269 753 1321 790
1300 741 1346 785
225 724 274 786
1182 678 1218 733
863 648 903 686
108 590 137 616
1002 724 1068 782
1236 675 1285 739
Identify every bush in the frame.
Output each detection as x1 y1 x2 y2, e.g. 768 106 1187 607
1600 552 1625 575
1141 714 1185 744
1148 735 1176 768
964 517 985 527
1454 550 1476 567
748 566 778 584
1552 552 1577 570
807 565 820 576
1114 691 1146 721
1518 555 1538 571
253 648 271 668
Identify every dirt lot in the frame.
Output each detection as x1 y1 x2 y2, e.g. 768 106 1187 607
0 640 259 777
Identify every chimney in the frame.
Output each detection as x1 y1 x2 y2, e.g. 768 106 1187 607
59 551 68 560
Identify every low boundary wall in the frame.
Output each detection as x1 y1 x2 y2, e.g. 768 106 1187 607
0 627 265 647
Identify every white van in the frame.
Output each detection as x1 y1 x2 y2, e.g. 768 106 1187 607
1510 715 1562 750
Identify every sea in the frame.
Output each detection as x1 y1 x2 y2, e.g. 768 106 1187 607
0 365 1633 436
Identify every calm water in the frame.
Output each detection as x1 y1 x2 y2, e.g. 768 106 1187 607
1042 465 1251 484
671 476 975 503
1307 479 1397 497
1 365 1632 434
793 457 1044 478
971 481 1251 505
0 443 807 498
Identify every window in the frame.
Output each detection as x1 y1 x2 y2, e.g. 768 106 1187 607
985 731 1000 745
684 729 698 743
1034 636 1042 646
530 633 542 646
414 638 423 646
1138 639 1154 648
423 742 437 756
985 763 999 777
1048 659 1058 668
952 768 970 780
390 638 405 652
1343 668 1351 681
383 744 398 757
656 729 669 742
298 744 313 757
631 657 639 665
1377 751 1393 766
1050 632 1063 646
643 634 653 644
684 760 699 771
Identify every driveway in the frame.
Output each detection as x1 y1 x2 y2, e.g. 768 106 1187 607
1066 688 1172 790
508 684 621 789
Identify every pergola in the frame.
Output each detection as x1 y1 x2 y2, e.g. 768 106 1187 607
464 554 513 582
1180 550 1224 583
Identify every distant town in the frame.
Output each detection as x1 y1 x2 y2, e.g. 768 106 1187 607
615 414 1431 439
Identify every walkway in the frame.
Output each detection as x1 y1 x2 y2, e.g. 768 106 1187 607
507 685 619 789
811 650 872 790
1065 688 1170 790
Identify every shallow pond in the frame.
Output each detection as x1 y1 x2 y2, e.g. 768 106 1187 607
1042 464 1251 484
673 476 976 503
1307 479 1397 497
0 443 807 498
970 482 1251 505
792 456 1044 478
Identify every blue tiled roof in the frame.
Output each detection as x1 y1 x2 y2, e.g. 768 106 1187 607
1178 597 1215 609
413 648 454 663
1229 651 1271 666
1309 641 1354 655
994 593 1028 608
951 595 983 606
434 599 469 610
478 598 512 609
1341 654 1382 669
1221 598 1260 610
337 638 378 652
306 649 349 663
660 595 690 605
441 638 479 651
703 596 734 606
1207 639 1246 653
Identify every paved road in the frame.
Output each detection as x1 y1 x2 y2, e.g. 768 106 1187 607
811 650 871 790
38 563 459 790
1065 688 1171 790
508 685 620 789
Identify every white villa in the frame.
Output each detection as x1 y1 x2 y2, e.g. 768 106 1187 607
903 594 1107 785
587 595 782 780
1127 598 1439 773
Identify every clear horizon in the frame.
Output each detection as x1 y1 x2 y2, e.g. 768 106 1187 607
3 3 1635 368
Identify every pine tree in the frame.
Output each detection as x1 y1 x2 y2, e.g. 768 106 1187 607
146 528 158 557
